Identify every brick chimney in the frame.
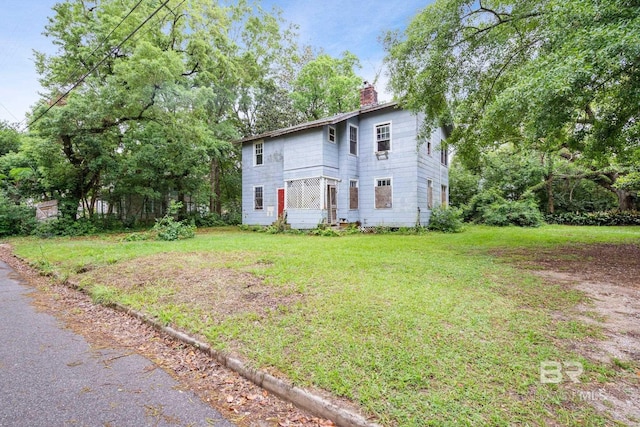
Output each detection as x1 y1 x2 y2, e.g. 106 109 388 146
360 81 378 107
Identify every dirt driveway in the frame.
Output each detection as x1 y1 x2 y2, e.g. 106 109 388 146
516 244 640 425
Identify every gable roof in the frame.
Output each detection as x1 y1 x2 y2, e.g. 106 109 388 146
237 101 399 144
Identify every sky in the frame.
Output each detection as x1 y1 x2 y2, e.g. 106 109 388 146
0 0 431 127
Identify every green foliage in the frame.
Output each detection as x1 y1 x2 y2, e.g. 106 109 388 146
89 285 119 305
466 189 506 222
614 171 640 193
291 52 363 120
448 160 480 209
121 231 151 242
152 202 196 241
386 0 640 209
0 193 36 237
546 211 640 226
428 205 464 232
308 226 341 237
481 195 545 227
27 0 299 224
0 121 21 156
33 217 98 238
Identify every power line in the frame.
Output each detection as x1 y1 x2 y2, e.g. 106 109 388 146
27 0 173 130
84 0 145 65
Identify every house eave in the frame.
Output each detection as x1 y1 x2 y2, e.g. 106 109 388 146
236 101 399 144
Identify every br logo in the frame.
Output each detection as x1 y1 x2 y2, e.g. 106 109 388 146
540 361 583 383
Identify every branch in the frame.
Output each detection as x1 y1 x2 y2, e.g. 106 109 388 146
182 62 199 76
453 11 543 49
480 36 542 110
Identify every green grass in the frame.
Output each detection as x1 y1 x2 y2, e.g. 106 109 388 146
7 225 640 426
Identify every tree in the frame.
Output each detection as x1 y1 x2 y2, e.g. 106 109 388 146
385 0 640 210
0 121 21 156
449 144 618 216
30 0 293 220
291 52 363 120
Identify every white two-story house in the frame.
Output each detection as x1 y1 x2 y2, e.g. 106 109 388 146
239 84 449 229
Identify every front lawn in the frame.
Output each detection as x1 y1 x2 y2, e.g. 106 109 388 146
8 225 640 426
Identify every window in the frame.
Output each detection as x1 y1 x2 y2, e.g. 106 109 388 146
254 142 263 166
441 185 448 206
349 125 358 155
427 179 433 209
349 179 359 210
254 186 263 210
440 147 448 166
328 126 336 143
427 140 432 156
375 178 392 209
375 122 391 152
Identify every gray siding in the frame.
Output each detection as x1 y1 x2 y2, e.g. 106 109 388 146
241 104 449 229
242 139 284 225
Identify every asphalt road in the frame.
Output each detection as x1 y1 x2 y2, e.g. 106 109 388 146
0 261 233 427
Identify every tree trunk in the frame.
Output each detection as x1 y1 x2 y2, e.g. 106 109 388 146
210 158 222 215
541 152 555 214
596 171 636 211
615 189 634 211
545 172 555 214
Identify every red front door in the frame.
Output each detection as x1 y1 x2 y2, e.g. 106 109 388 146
277 188 285 218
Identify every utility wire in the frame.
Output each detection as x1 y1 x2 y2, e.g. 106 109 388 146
27 0 173 129
12 0 144 130
83 0 145 64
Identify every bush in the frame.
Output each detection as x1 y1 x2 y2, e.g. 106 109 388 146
465 189 505 222
428 205 464 233
33 217 98 238
187 212 227 228
153 201 196 241
481 196 544 227
0 195 36 237
545 210 640 226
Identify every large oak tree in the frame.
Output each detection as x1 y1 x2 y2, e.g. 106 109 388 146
385 0 640 210
30 0 294 219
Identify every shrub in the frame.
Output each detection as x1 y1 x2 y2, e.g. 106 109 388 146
482 196 544 227
465 189 505 222
0 194 36 237
33 217 98 238
428 205 464 233
153 201 196 241
545 210 640 226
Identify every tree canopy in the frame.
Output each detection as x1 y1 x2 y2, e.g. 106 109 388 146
291 52 363 121
27 0 295 219
385 0 640 208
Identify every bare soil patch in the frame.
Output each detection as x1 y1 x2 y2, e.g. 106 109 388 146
0 246 332 427
505 243 640 425
78 252 303 322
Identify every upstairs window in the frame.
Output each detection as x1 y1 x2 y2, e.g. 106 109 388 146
375 122 391 152
254 142 263 166
375 178 392 209
440 147 448 166
427 140 432 156
349 125 358 155
328 126 336 143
